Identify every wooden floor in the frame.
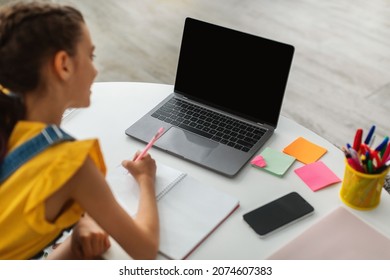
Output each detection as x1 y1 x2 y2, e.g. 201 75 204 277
2 0 390 148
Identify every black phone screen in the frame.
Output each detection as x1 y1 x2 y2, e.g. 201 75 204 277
243 192 314 237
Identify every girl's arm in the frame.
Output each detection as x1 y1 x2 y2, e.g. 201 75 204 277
65 154 159 260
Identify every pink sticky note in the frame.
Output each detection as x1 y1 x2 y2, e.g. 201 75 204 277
294 161 341 191
251 155 267 167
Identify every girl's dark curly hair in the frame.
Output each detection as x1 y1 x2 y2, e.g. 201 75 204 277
0 1 84 161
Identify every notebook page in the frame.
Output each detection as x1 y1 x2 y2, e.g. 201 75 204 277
106 162 185 216
158 175 239 259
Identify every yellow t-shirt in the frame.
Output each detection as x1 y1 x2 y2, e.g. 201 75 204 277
0 121 106 259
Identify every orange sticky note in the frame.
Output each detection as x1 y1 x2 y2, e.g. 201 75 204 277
283 137 327 164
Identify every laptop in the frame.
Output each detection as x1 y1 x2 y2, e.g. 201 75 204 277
125 17 295 177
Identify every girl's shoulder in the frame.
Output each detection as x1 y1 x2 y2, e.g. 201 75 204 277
8 121 106 175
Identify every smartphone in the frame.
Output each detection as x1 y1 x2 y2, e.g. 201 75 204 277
243 192 314 237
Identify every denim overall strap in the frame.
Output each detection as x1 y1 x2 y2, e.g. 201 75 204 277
0 125 75 183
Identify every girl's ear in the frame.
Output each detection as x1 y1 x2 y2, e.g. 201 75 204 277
53 50 73 81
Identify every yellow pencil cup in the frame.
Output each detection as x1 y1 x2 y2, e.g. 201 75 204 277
340 160 389 211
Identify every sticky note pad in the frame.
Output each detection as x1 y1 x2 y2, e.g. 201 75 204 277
294 161 341 191
283 137 327 164
251 147 296 176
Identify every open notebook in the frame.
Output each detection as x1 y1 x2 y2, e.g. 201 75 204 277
104 162 239 260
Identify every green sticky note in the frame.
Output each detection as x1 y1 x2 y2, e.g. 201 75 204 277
252 147 296 176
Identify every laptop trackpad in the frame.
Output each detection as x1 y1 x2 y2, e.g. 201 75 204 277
157 127 217 162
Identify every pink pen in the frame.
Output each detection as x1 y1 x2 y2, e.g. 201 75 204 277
135 127 165 161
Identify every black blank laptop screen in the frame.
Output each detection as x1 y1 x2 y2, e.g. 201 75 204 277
174 18 295 128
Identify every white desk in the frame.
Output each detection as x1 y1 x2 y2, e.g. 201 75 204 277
62 82 390 260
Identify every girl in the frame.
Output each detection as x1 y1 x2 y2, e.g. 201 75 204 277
0 1 159 259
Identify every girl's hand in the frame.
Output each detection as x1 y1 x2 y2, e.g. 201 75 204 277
71 213 111 259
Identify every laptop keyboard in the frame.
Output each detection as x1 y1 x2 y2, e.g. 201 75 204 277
151 97 267 152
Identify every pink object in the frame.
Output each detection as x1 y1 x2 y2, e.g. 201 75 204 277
135 127 165 161
294 161 341 191
250 155 267 167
